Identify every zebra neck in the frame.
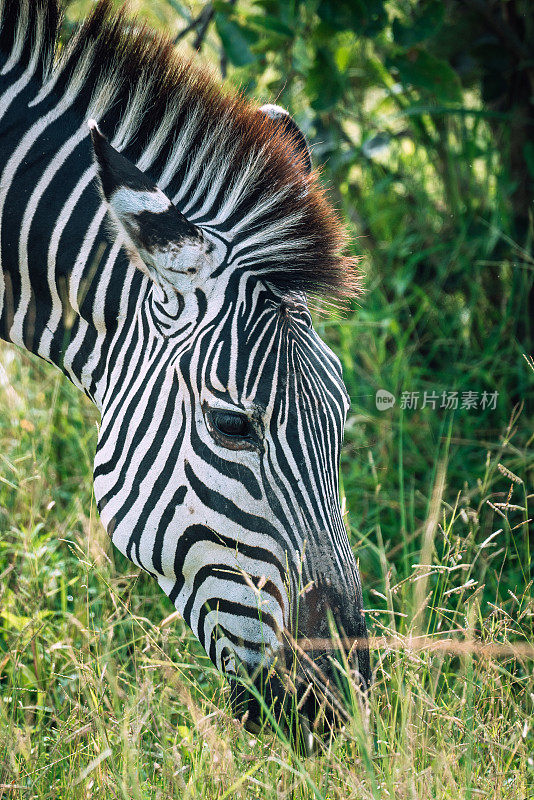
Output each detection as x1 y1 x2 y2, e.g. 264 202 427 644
0 65 146 407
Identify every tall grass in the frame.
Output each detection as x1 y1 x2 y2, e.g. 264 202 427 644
0 335 531 798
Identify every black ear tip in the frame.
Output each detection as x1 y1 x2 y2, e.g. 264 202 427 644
87 119 158 199
88 120 119 199
88 118 110 164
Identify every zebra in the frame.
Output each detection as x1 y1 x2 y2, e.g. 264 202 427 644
0 0 370 740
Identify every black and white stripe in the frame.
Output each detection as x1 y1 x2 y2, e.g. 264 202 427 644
0 0 369 730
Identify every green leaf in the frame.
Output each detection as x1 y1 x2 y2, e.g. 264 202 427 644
392 0 444 47
244 13 293 38
292 36 313 73
215 13 257 67
19 663 38 688
318 0 387 37
335 45 353 73
0 609 32 631
251 35 285 53
388 50 462 103
306 47 346 111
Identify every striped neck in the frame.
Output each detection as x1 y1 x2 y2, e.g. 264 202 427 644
0 63 145 402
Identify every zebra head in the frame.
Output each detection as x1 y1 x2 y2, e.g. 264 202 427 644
88 113 369 736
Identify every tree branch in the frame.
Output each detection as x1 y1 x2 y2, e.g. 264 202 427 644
193 5 215 51
173 3 214 47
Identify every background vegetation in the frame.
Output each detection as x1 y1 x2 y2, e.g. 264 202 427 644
1 0 533 797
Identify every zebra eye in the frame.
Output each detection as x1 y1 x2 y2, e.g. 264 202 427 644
212 411 250 438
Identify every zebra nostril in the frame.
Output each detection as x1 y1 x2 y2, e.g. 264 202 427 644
294 574 371 695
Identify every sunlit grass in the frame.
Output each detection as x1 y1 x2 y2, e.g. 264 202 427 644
0 342 532 798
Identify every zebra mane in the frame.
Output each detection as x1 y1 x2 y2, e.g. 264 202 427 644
0 0 361 300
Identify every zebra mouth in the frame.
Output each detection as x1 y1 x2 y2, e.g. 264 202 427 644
227 669 317 754
226 644 369 754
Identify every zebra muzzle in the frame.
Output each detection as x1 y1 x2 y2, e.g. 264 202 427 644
226 626 369 752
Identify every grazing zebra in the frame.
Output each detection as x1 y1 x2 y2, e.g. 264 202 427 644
0 0 370 738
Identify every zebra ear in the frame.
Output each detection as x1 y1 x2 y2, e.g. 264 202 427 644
259 104 312 174
88 120 212 290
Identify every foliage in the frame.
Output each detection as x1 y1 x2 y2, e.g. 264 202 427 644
1 0 533 797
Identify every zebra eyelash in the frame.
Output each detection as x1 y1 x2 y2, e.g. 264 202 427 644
202 403 262 452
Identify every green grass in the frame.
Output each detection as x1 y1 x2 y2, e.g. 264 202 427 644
0 317 532 798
